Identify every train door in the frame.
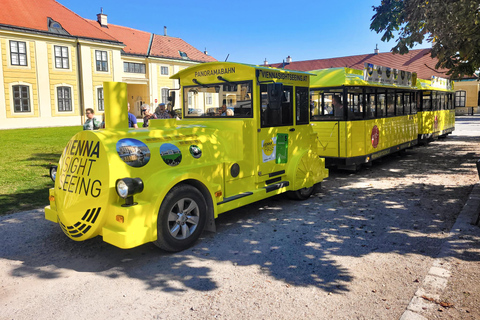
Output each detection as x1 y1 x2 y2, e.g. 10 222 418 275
257 83 294 180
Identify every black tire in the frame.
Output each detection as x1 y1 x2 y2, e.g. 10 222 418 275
287 186 315 200
154 184 207 252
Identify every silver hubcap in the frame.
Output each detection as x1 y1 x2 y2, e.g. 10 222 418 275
167 198 200 240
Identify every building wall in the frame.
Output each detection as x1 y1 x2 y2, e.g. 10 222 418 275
454 80 479 115
0 30 206 129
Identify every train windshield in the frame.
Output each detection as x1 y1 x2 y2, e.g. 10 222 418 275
182 81 252 118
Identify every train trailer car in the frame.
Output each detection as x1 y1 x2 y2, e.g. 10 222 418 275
44 62 328 252
416 77 455 144
309 65 419 171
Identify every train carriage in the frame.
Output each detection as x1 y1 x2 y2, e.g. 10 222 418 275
309 66 419 170
416 77 455 144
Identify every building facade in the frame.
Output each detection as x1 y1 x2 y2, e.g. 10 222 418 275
0 0 215 129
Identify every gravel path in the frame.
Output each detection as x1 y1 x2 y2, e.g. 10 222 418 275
1 117 479 320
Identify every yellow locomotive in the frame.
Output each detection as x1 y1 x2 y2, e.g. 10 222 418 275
45 62 328 252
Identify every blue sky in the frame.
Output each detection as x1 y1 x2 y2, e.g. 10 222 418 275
58 0 430 65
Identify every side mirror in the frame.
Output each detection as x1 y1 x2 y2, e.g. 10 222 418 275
168 91 176 108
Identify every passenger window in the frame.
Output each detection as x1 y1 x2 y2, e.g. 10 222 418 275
260 84 293 127
386 91 395 116
396 93 404 115
377 92 386 117
295 87 309 125
347 90 364 120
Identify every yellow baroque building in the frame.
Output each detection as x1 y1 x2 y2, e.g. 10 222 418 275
0 0 215 129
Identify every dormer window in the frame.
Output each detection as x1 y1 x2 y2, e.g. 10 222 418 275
179 51 189 60
47 18 69 35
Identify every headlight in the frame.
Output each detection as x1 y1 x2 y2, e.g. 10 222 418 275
49 166 57 182
115 178 144 199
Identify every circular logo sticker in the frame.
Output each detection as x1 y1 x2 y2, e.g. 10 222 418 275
189 145 202 159
116 138 151 167
262 138 275 156
371 125 379 148
160 143 182 167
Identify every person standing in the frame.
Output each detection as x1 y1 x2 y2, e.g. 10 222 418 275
141 105 157 127
128 103 138 128
154 103 171 119
83 108 101 130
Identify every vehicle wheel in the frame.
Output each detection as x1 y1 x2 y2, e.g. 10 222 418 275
154 184 207 252
287 151 322 200
287 185 315 200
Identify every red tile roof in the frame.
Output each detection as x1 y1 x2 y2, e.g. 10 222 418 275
86 20 151 56
85 20 216 62
269 49 451 80
150 34 216 63
0 0 120 43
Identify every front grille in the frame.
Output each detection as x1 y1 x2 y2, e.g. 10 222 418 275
60 207 101 238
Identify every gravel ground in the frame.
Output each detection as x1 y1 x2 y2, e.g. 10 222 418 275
1 116 479 320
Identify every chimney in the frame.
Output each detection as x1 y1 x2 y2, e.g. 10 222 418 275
264 58 268 65
374 44 379 55
204 47 208 55
97 8 108 27
164 26 167 36
286 55 292 63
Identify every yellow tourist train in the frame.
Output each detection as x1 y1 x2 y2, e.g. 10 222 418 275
309 64 454 170
416 77 455 144
44 62 328 252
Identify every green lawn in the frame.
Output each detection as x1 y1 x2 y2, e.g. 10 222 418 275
0 126 82 215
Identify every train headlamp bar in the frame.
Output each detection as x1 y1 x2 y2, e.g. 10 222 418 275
49 165 57 182
115 178 144 199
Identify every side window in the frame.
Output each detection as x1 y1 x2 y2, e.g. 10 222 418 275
396 92 405 115
365 89 376 119
423 91 432 111
97 87 104 111
260 84 293 127
161 88 169 103
12 85 30 112
161 66 169 75
454 90 466 108
377 91 386 117
57 86 72 111
54 46 69 69
10 41 27 66
386 91 395 116
295 87 309 125
347 88 363 120
95 50 108 72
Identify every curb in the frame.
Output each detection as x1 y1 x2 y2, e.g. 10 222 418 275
400 182 480 320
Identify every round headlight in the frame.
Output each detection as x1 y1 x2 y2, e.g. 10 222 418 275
49 166 57 182
116 180 129 198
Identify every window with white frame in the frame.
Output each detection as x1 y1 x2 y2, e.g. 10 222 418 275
161 66 169 75
12 85 30 112
205 93 212 105
10 40 27 66
54 46 69 69
57 87 72 111
97 87 104 111
124 62 146 73
95 50 108 72
161 88 169 103
454 90 466 108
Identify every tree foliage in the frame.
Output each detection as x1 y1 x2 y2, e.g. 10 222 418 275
370 0 480 79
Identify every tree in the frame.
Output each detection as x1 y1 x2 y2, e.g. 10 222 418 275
370 0 480 79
